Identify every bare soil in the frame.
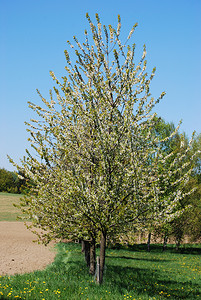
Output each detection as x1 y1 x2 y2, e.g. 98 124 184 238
0 222 56 276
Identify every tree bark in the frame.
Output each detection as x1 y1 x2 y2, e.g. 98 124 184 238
175 238 181 251
89 238 96 275
99 231 106 284
81 240 85 253
83 240 90 267
163 234 168 252
96 256 100 283
147 232 151 252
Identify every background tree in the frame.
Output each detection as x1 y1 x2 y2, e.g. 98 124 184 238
148 128 201 250
0 168 23 193
130 117 196 251
183 133 201 242
9 14 196 284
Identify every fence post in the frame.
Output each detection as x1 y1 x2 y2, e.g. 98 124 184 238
96 256 100 284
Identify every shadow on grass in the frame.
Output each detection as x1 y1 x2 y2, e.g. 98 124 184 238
110 243 201 255
106 255 171 263
176 246 201 255
105 263 200 299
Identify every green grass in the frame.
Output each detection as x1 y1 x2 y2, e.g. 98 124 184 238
0 192 23 221
0 243 200 299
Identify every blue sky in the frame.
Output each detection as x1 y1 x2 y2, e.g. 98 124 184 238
0 0 201 171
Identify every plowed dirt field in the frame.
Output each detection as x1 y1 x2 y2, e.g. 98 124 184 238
0 222 55 276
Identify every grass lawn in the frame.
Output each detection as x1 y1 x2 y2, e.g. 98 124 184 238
0 242 200 299
0 192 23 221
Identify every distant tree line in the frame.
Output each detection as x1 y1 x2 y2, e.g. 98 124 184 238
0 168 25 194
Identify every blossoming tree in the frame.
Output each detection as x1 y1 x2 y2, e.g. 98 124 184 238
9 14 195 284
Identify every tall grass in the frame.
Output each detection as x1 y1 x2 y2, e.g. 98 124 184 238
0 243 200 299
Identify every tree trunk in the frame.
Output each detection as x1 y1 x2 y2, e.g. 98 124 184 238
99 232 106 284
147 232 151 252
163 234 168 252
89 238 96 275
81 240 85 253
175 238 181 251
83 240 90 267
